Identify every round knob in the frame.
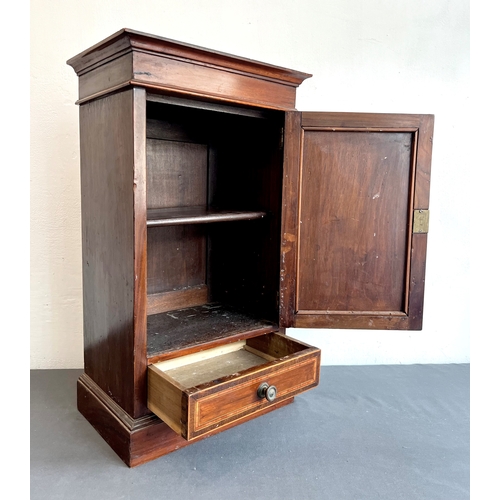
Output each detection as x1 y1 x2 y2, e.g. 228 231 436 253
257 382 278 402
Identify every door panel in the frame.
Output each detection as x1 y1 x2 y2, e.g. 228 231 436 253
298 130 412 313
280 112 433 330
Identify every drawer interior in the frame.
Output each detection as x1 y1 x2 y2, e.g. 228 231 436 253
151 339 278 389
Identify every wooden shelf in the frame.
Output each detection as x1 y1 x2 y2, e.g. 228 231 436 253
147 206 266 227
147 303 277 363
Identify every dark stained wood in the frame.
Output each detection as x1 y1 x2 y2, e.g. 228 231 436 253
78 372 294 467
146 114 207 143
246 331 312 358
207 217 281 320
147 206 266 226
147 225 206 295
144 100 283 319
77 373 149 467
146 139 207 209
301 111 426 129
133 50 299 110
73 53 133 104
412 114 433 208
132 88 149 416
68 28 311 85
147 285 208 315
79 88 148 418
294 313 410 330
298 130 412 312
281 112 433 330
206 112 284 320
407 234 427 330
147 93 277 120
147 303 278 362
146 105 209 299
66 29 312 109
405 114 434 329
279 111 302 327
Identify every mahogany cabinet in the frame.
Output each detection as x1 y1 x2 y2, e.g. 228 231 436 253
67 29 433 467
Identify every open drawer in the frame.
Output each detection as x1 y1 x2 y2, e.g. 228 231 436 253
147 332 320 440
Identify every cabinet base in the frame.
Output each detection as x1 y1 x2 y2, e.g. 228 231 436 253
77 373 294 467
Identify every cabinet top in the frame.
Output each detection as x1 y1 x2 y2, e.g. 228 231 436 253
67 29 312 109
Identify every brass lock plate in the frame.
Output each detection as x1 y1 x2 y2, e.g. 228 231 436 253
413 209 430 234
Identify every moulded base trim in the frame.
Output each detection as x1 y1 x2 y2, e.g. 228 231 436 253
77 373 294 467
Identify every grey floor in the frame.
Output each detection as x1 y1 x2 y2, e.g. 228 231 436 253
31 365 469 500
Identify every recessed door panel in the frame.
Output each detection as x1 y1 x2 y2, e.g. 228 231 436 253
298 130 412 313
280 112 433 330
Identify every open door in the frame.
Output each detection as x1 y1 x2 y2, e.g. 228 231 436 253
280 111 433 330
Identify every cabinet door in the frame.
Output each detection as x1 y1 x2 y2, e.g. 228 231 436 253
280 112 433 330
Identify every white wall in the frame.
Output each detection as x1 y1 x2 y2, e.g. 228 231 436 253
30 0 470 368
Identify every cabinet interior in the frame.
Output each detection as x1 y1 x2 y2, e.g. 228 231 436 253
145 97 285 360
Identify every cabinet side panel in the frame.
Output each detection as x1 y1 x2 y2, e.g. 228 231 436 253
132 88 148 416
80 90 141 416
145 137 208 296
78 52 133 102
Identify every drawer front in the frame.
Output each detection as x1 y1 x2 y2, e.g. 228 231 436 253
148 333 321 441
186 352 319 439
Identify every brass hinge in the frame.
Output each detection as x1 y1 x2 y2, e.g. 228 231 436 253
279 127 284 149
413 209 430 234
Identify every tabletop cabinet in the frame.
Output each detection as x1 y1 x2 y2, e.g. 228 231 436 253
67 29 433 467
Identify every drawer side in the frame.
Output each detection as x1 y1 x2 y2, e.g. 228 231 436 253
147 365 185 436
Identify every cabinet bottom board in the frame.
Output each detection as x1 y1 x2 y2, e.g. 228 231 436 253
147 302 277 361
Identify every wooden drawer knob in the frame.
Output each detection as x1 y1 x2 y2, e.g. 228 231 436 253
257 382 277 402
